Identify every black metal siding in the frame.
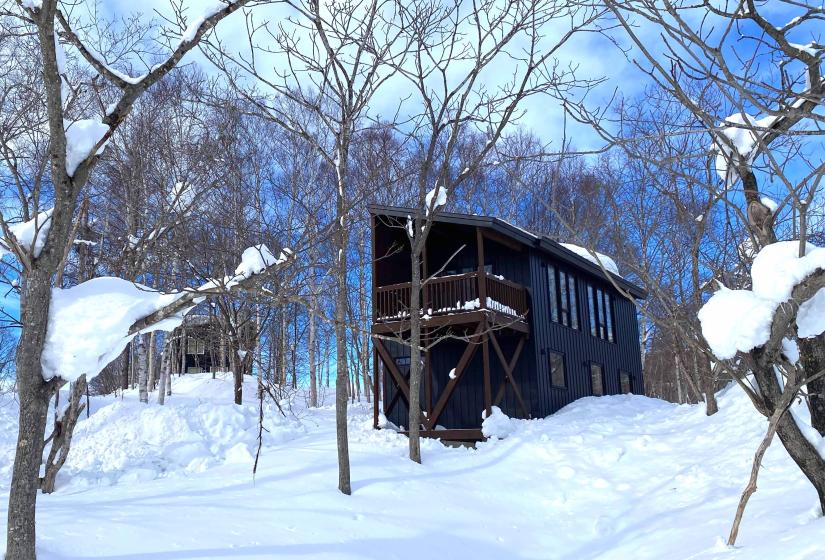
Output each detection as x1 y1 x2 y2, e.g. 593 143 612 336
529 248 644 415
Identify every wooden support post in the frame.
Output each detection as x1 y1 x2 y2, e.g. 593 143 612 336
373 345 380 429
427 322 484 429
482 320 492 419
490 332 529 417
476 227 487 310
425 328 432 415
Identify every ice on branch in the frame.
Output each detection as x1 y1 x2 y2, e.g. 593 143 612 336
560 243 620 276
0 208 53 258
42 278 189 382
65 119 110 175
699 241 825 359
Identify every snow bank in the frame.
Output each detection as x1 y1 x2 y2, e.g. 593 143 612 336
42 277 187 382
700 241 825 359
1 378 824 558
560 243 620 276
481 406 515 439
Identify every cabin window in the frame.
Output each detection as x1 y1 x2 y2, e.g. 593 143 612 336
187 366 203 374
619 371 632 394
394 356 411 375
590 363 604 396
187 337 205 355
587 284 615 342
547 264 579 329
548 351 566 388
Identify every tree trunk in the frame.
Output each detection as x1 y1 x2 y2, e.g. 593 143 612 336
137 334 149 403
147 331 157 391
119 343 130 391
7 271 54 559
408 243 423 464
41 375 88 494
751 357 825 512
334 163 351 496
308 293 318 407
158 344 170 405
799 336 825 436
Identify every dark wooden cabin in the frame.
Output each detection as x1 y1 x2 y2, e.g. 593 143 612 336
370 205 647 441
169 314 256 374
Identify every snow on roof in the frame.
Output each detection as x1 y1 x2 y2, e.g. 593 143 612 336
699 241 825 359
559 243 620 276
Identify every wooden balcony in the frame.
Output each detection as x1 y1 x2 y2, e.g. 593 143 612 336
373 271 528 333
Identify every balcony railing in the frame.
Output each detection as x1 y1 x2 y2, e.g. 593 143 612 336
374 271 527 322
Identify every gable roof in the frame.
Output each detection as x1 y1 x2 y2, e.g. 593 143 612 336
368 204 647 299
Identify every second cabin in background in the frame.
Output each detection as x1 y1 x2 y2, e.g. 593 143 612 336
370 205 647 440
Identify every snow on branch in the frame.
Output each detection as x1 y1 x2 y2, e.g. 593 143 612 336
424 185 448 216
699 241 825 359
711 113 777 185
42 243 293 383
0 208 53 258
64 119 110 176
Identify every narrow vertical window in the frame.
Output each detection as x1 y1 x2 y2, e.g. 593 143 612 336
597 290 607 339
568 274 579 330
547 264 559 322
588 285 597 336
590 363 604 396
605 292 615 343
549 351 566 388
619 371 632 394
559 270 569 326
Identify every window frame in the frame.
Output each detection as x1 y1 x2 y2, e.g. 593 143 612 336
589 362 605 396
619 371 633 394
548 350 567 389
547 263 579 330
587 284 616 343
187 336 205 355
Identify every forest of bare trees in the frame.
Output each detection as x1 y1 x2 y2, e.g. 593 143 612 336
0 0 823 556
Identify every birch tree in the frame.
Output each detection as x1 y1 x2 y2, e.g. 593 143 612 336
0 1 258 555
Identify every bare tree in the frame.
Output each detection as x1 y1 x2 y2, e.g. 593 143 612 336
390 0 605 462
0 1 256 555
569 0 825 535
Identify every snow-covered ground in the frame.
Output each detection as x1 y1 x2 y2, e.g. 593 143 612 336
0 373 822 559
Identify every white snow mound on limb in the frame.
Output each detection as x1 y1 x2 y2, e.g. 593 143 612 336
182 1 235 42
481 406 516 439
750 241 825 302
560 243 620 276
64 119 110 175
42 277 187 382
235 244 283 278
424 185 448 215
1 208 53 258
699 241 825 359
697 286 775 360
712 112 775 185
